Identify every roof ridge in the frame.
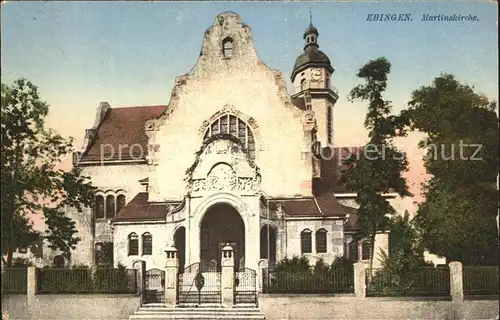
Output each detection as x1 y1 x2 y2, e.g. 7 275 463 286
111 105 167 110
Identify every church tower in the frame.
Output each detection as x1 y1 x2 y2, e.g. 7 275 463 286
291 18 338 148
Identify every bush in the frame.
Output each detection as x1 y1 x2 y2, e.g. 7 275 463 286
266 256 354 293
12 258 32 267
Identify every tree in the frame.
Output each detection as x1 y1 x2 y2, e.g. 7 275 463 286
402 74 499 265
387 211 429 267
369 211 433 296
1 79 96 267
342 57 412 274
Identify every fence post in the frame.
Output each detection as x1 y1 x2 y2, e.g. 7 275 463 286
257 259 268 294
27 266 37 305
449 261 464 302
221 244 234 308
354 262 366 298
164 246 178 307
449 261 464 320
134 260 146 299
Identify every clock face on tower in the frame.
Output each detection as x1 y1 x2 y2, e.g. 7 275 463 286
311 68 324 82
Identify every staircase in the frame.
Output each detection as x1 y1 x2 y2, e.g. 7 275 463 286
129 304 266 320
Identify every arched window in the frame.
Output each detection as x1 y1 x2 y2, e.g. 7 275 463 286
53 255 65 268
300 229 312 254
301 79 306 91
95 195 104 219
222 37 233 58
116 195 126 214
361 240 371 261
315 229 327 253
128 233 139 256
106 195 115 218
348 240 359 262
203 115 256 159
142 232 152 256
95 242 104 264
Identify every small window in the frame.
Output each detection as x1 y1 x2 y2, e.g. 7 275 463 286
327 105 333 145
117 195 126 213
222 37 233 58
95 195 105 219
53 255 65 268
315 229 327 253
301 79 306 91
128 233 139 256
18 246 28 254
95 242 104 264
106 195 115 218
300 229 312 254
142 233 152 256
361 240 371 261
348 240 359 262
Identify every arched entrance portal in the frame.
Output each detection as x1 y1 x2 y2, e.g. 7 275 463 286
173 227 186 273
200 203 245 272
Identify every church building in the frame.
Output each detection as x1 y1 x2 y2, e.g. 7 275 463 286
69 12 406 271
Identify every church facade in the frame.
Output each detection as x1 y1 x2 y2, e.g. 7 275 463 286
68 12 407 271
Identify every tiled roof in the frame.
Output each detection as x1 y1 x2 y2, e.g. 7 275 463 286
80 105 166 162
279 194 347 218
114 193 348 221
342 205 358 232
113 192 180 221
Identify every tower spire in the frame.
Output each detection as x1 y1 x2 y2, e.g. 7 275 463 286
309 9 312 26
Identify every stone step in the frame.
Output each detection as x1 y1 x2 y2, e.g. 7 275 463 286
130 315 265 320
139 307 259 311
136 309 263 314
130 306 266 320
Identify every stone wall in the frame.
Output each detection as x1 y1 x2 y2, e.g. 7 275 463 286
258 295 499 320
3 294 498 320
284 218 344 265
2 294 140 320
113 222 176 269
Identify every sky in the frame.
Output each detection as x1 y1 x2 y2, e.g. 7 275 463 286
1 1 499 228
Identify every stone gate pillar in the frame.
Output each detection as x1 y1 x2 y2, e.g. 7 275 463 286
164 246 179 307
257 259 268 293
221 244 235 308
354 262 366 298
134 260 146 304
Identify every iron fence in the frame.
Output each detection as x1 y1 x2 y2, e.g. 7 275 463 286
177 263 222 305
263 267 354 294
144 268 165 303
463 266 499 295
234 267 257 305
1 268 28 294
37 268 137 294
366 267 450 297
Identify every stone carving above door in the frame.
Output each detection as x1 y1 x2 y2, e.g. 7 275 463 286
185 138 261 195
189 163 261 194
207 163 237 192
